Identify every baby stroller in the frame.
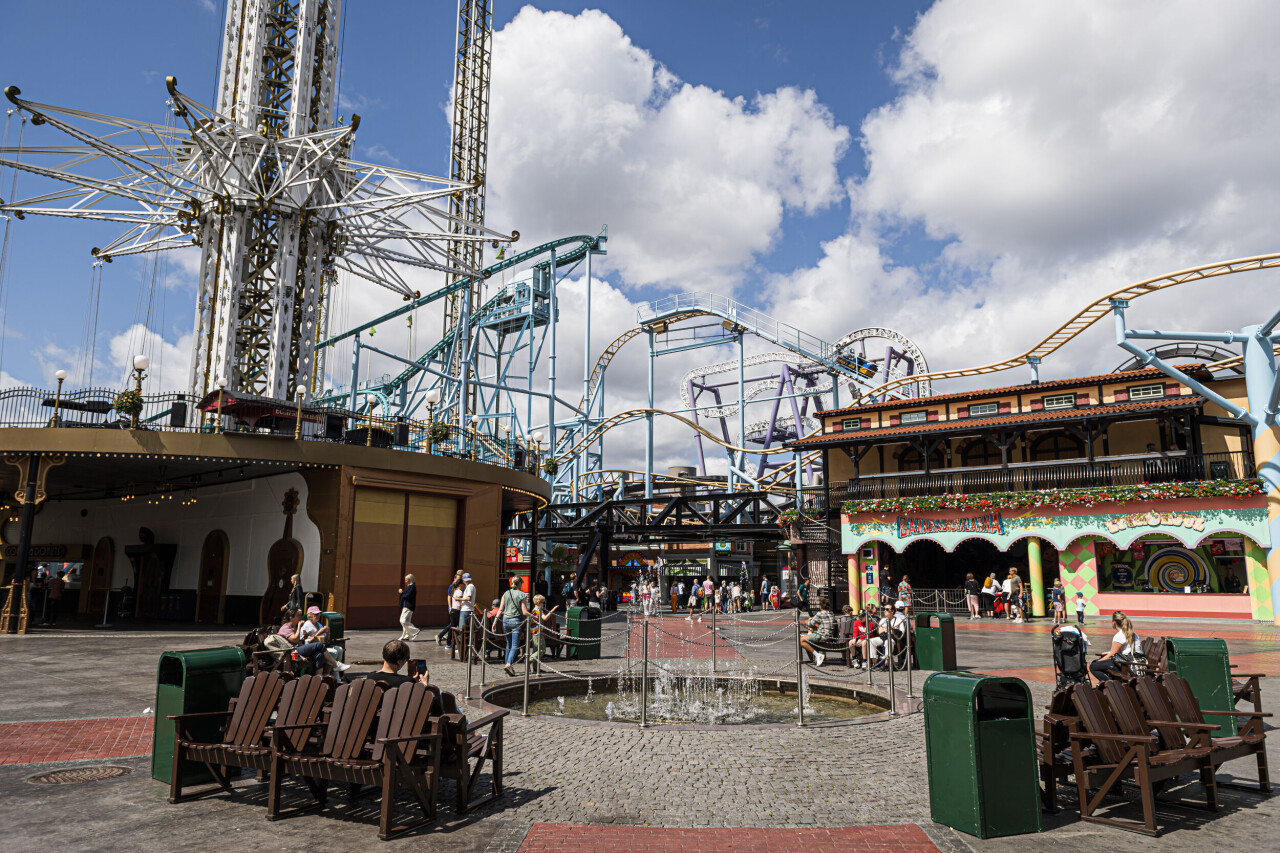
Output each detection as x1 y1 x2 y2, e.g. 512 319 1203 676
1051 625 1089 690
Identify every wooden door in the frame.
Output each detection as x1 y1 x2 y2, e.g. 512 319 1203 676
196 530 229 623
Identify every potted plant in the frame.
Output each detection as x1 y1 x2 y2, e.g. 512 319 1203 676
543 458 559 476
113 389 143 419
427 422 451 445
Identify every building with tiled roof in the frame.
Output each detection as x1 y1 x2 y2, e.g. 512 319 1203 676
783 368 1270 622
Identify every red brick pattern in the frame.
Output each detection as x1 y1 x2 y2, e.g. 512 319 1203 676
0 716 152 766
518 823 939 852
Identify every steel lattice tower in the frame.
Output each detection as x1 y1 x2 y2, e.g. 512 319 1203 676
442 0 494 418
0 0 514 402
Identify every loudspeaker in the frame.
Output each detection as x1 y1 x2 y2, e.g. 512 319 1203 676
512 448 526 470
168 401 187 428
324 413 345 440
393 419 409 447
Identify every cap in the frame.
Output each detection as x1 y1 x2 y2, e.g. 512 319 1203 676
306 605 322 615
462 573 472 582
491 599 500 606
894 600 906 610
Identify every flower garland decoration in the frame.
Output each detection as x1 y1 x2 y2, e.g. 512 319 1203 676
840 478 1264 516
113 389 143 417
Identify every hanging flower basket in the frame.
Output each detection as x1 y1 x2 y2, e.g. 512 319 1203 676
427 422 451 444
113 390 143 418
543 458 559 476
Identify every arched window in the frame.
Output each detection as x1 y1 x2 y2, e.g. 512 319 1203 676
962 440 1002 467
899 446 945 472
1031 432 1084 462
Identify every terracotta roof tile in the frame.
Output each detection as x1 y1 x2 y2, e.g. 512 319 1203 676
789 394 1203 448
817 365 1209 418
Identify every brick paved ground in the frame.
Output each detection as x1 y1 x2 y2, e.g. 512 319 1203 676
0 613 1274 853
0 716 151 765
517 823 940 852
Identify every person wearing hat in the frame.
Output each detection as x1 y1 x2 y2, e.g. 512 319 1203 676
459 572 478 643
868 600 908 670
298 606 349 673
398 574 419 641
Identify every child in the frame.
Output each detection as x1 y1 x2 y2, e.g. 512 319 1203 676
1074 591 1086 624
1050 580 1066 625
529 594 558 673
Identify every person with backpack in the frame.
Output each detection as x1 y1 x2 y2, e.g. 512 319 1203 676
1006 568 1025 623
1049 579 1066 625
500 575 532 677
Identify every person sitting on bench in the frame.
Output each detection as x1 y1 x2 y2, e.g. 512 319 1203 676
359 639 426 687
799 597 836 666
869 601 908 670
297 606 350 674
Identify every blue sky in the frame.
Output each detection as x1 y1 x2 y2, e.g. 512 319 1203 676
2 2 1278 473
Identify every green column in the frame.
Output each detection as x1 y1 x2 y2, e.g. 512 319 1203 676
1026 537 1046 617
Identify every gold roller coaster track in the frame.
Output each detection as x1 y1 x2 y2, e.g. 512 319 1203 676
564 253 1280 493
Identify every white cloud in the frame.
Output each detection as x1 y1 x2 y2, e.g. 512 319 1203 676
106 324 194 392
766 0 1280 391
486 7 850 292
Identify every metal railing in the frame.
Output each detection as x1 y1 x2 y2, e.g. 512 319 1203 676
833 451 1253 501
0 386 546 475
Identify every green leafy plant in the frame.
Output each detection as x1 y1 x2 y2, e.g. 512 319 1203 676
543 458 559 476
840 478 1264 515
113 390 143 417
427 422 451 444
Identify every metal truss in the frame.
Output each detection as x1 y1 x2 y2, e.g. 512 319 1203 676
0 0 514 400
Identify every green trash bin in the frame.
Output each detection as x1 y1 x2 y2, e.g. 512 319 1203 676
567 605 601 660
914 612 957 671
923 671 1042 839
1166 637 1236 736
151 646 246 785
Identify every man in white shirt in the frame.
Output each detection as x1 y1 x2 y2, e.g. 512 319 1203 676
869 601 909 669
459 572 478 643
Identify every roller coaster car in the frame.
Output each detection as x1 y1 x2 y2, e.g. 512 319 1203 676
836 353 879 378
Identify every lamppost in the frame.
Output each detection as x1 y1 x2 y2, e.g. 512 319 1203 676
215 376 228 434
469 414 481 460
424 387 441 453
130 355 149 429
497 422 510 466
51 370 67 426
531 430 545 475
293 387 305 440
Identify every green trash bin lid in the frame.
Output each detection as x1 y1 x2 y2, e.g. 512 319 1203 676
157 646 246 684
914 612 954 628
923 671 1032 710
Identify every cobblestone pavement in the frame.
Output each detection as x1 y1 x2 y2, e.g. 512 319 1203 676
0 611 1275 852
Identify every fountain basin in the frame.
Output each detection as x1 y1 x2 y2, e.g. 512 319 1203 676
482 672 894 728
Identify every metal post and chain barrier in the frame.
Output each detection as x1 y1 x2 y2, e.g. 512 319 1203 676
710 600 717 673
522 613 531 717
904 619 916 699
886 628 898 716
794 609 805 727
639 619 649 729
465 616 475 699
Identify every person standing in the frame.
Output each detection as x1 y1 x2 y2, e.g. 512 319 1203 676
282 573 305 615
1006 569 1025 623
760 576 770 608
397 574 419 641
963 573 982 619
980 573 997 617
701 576 714 617
459 572 477 650
436 572 463 645
1074 591 1086 625
796 577 810 616
45 570 66 626
897 574 913 615
1049 579 1066 625
501 576 531 677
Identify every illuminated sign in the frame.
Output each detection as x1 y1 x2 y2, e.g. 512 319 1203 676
897 514 1004 538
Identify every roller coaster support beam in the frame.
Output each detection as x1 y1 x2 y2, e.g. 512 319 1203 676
350 335 362 415
646 328 655 499
1027 356 1041 384
737 329 746 491
356 341 585 416
1113 298 1280 625
549 248 558 464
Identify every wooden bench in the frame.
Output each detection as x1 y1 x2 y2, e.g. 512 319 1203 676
169 673 329 803
437 704 508 813
1159 673 1271 794
267 679 445 839
1037 685 1089 813
1070 680 1218 836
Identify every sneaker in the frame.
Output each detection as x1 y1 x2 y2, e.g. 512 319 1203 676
409 630 420 641
1015 617 1024 623
335 662 351 672
814 652 825 667
504 664 516 677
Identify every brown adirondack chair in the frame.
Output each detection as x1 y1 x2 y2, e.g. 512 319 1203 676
169 673 328 803
1161 673 1271 794
437 698 508 813
266 678 384 822
1069 681 1217 836
267 679 443 838
1038 685 1090 812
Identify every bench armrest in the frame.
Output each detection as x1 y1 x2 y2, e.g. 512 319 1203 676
1069 731 1157 744
466 710 509 733
1146 719 1221 731
1200 709 1272 718
1232 673 1267 680
377 730 442 746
